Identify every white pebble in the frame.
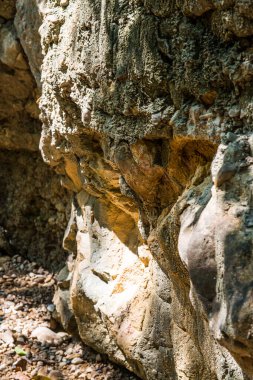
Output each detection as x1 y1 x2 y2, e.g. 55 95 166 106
47 304 55 313
60 0 69 7
71 357 83 365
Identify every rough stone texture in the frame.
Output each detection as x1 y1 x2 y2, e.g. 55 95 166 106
15 0 43 85
0 0 15 20
0 150 70 268
0 6 69 269
2 0 253 379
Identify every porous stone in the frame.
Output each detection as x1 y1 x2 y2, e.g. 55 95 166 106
33 0 253 376
1 1 253 380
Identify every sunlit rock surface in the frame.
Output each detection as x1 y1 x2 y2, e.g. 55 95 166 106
1 0 253 379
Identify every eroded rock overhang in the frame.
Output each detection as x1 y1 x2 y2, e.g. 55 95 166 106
8 0 253 379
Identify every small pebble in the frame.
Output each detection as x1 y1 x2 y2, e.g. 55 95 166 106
71 357 84 365
16 335 26 344
47 304 55 313
60 0 69 7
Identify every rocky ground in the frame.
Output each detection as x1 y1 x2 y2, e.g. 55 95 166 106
0 255 138 380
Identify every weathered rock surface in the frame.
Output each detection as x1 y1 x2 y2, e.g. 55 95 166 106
0 5 69 268
1 0 253 379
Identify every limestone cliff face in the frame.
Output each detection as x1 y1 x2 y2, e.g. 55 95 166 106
2 0 253 379
0 0 69 269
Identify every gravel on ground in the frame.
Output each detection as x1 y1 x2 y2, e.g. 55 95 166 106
0 254 138 380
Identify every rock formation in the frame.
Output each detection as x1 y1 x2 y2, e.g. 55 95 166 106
1 0 253 379
0 0 69 269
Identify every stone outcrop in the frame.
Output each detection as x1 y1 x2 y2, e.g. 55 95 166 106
1 0 253 379
0 1 69 268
